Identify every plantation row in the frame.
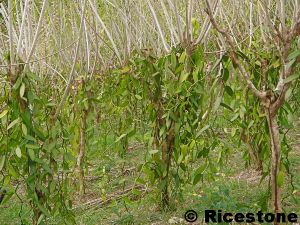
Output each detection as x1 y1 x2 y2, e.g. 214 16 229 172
2 42 299 224
0 0 299 224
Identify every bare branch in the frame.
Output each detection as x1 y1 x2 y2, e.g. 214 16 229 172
16 0 30 56
24 0 48 72
173 0 183 43
146 0 170 52
8 0 14 66
88 0 122 64
195 0 220 45
54 0 87 119
205 0 265 100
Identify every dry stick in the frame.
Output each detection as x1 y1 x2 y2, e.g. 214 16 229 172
279 0 286 34
220 7 241 51
26 2 33 55
88 0 122 65
123 1 131 60
131 5 157 52
111 0 129 59
100 0 142 57
146 0 170 53
249 0 253 47
25 3 32 57
113 2 132 58
195 0 220 45
1 2 18 50
111 22 122 58
258 3 268 44
54 0 87 119
186 0 193 42
8 0 14 67
82 19 107 71
15 0 20 33
82 7 90 72
173 0 183 43
87 9 102 76
292 0 299 27
81 16 117 59
136 1 161 53
23 0 48 72
42 61 67 83
159 0 179 45
0 40 77 68
259 0 284 42
46 3 70 69
16 0 30 55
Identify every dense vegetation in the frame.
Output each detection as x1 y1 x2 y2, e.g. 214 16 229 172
0 0 299 224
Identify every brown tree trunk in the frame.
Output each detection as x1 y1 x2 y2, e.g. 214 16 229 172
161 137 169 207
266 109 282 216
166 124 175 191
154 100 174 207
155 101 169 207
77 108 88 195
161 121 175 207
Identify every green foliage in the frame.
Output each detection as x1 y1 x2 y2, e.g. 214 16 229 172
1 71 74 224
0 38 299 224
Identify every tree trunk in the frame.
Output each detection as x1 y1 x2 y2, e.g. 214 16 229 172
266 109 282 215
77 108 88 195
161 138 169 207
161 121 175 208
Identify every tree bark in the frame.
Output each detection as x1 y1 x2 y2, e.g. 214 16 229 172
77 108 88 195
161 137 169 207
161 121 175 207
266 109 282 216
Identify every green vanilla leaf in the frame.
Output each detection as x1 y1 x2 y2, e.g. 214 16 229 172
277 171 284 187
0 156 5 171
115 133 127 143
287 50 300 61
20 83 25 98
196 125 210 138
179 72 189 83
0 110 8 119
283 73 300 84
21 124 28 136
222 68 229 82
135 94 142 100
28 149 35 161
16 147 22 158
7 118 21 130
220 102 234 111
149 150 159 155
224 86 234 96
